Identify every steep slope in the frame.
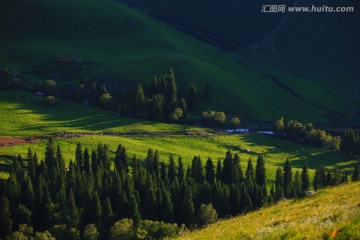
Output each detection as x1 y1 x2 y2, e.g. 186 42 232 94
179 182 360 239
119 0 360 126
0 0 357 125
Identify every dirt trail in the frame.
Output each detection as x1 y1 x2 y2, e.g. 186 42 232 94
0 130 224 148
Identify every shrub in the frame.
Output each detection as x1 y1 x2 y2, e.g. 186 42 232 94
46 96 56 107
170 108 184 122
201 111 226 128
197 203 218 226
230 117 240 130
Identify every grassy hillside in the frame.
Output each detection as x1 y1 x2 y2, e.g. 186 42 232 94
0 91 200 136
119 0 360 126
0 0 355 125
0 90 358 180
178 182 360 239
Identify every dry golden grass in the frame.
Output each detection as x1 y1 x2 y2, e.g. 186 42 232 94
178 182 360 240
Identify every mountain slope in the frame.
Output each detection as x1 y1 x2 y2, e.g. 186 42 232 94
179 182 360 239
118 0 360 126
0 0 357 125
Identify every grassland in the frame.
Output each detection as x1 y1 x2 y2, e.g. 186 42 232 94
178 182 360 239
1 133 358 183
0 0 355 125
0 91 200 136
0 90 358 181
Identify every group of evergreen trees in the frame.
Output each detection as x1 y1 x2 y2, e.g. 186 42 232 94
1 139 359 239
340 128 360 155
132 69 190 122
313 165 353 190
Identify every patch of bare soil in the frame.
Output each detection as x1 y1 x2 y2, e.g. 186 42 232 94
0 137 39 147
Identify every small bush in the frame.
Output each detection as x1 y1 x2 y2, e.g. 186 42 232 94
197 203 218 226
46 96 56 107
201 110 226 128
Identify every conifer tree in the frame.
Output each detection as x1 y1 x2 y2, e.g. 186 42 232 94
260 185 268 207
144 177 158 220
67 189 80 228
205 157 215 184
93 191 102 223
24 176 35 212
45 138 56 169
283 159 293 198
245 159 255 184
275 185 284 201
230 184 241 215
332 167 341 186
75 143 83 170
128 189 141 224
102 197 114 230
181 187 195 226
275 167 284 200
313 165 326 190
153 150 160 179
188 84 197 111
233 153 243 184
0 196 13 238
84 147 91 173
28 148 37 183
179 98 187 115
102 144 111 170
216 159 222 182
326 170 333 186
168 155 177 182
213 182 231 217
255 155 266 187
301 162 310 192
8 172 21 211
135 83 146 112
161 188 174 223
167 68 177 105
191 156 204 183
115 145 125 173
56 145 65 172
293 171 302 198
146 149 154 173
240 184 252 213
222 151 233 185
269 185 275 205
178 157 185 182
160 162 168 181
341 128 356 153
114 144 124 172
91 150 98 173
352 165 360 181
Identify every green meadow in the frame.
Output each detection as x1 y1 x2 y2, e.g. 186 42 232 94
0 90 358 181
1 134 357 183
0 91 199 136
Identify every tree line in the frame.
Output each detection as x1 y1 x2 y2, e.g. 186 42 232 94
0 67 201 123
1 66 242 129
1 139 359 239
273 117 360 154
